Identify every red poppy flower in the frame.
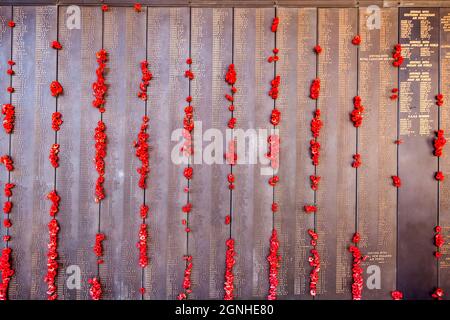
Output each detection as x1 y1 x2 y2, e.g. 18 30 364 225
134 3 142 12
435 171 444 181
313 45 322 55
183 167 193 180
51 40 62 50
7 21 15 28
432 288 444 300
352 35 361 46
304 205 317 213
391 290 403 300
101 4 108 12
271 17 279 33
392 175 401 188
50 81 63 97
268 175 279 186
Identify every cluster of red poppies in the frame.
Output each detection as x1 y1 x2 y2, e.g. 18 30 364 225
88 277 102 300
44 218 60 300
140 204 149 219
137 60 152 101
177 255 193 300
51 112 63 131
269 75 281 100
310 139 320 167
1 155 13 234
94 233 105 265
134 116 150 189
390 88 398 100
436 93 444 107
0 247 13 300
44 40 64 300
310 175 320 191
434 226 444 259
94 121 107 202
309 78 320 100
392 44 403 67
91 50 109 297
310 109 322 139
137 223 148 268
183 61 195 134
92 49 108 113
47 190 60 218
307 229 320 296
224 238 236 300
268 48 279 63
348 233 367 300
267 229 281 300
351 96 364 127
0 24 16 301
266 134 280 170
352 153 362 168
224 63 237 299
271 16 279 32
2 103 15 134
391 175 401 188
0 155 13 172
433 129 446 157
49 143 60 168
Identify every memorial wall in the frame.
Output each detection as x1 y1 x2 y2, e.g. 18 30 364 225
0 2 448 300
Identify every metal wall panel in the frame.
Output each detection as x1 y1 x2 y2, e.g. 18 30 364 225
358 7 397 299
315 8 357 299
439 7 450 297
398 7 439 299
0 4 449 300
